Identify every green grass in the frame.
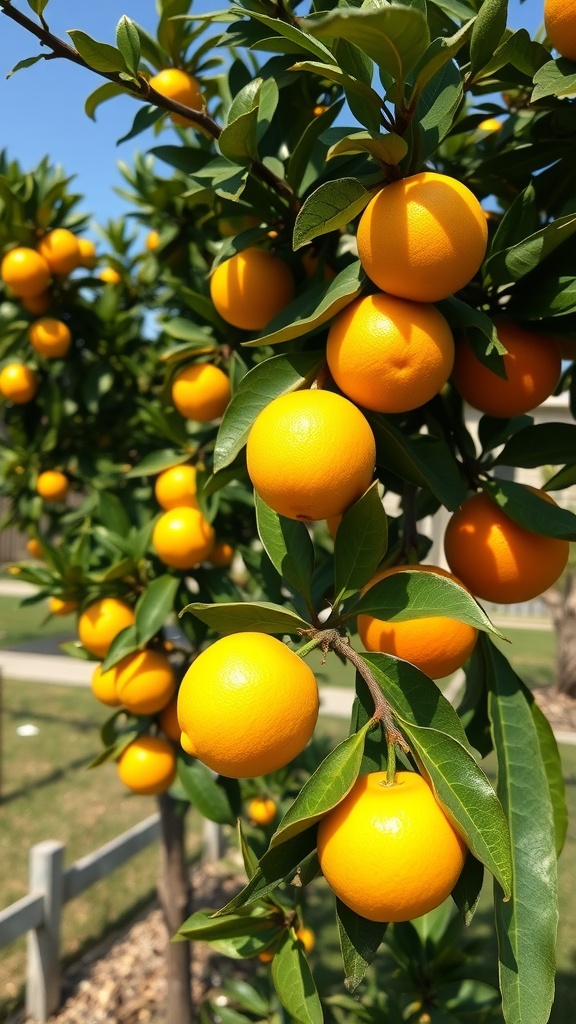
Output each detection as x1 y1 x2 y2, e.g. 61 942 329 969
0 593 76 648
492 624 556 688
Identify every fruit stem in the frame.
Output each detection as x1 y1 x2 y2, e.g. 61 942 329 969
295 635 324 659
385 739 397 786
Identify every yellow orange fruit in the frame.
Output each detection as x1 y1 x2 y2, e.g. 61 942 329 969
444 489 569 603
296 927 315 954
146 230 160 252
26 538 43 559
152 507 215 569
91 663 122 707
209 541 234 567
159 696 181 742
117 735 177 795
357 565 478 679
246 389 376 522
177 632 319 778
357 172 488 302
545 0 576 61
210 247 295 331
21 291 52 315
78 597 136 659
29 317 72 359
149 68 204 126
451 322 561 417
0 363 38 403
36 470 69 502
248 797 277 826
327 292 454 413
100 267 121 284
48 596 78 616
180 731 195 755
317 771 467 922
478 118 502 132
1 247 51 298
171 363 231 422
114 649 176 716
38 229 82 276
78 238 97 268
155 464 198 510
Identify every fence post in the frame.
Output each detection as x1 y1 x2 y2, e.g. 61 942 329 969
26 839 65 1023
202 820 224 864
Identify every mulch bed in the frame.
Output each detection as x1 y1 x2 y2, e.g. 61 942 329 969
533 687 576 733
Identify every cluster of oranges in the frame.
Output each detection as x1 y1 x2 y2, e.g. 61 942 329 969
151 463 233 571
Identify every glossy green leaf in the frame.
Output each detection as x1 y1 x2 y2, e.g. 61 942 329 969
494 423 576 470
489 182 537 258
181 600 310 635
544 463 576 491
125 450 192 478
290 62 382 135
487 212 576 285
84 81 125 120
532 58 576 102
293 178 375 251
233 9 335 62
271 931 323 1024
327 130 407 165
177 756 239 825
450 853 484 926
333 482 388 605
116 15 141 77
336 899 386 993
26 0 50 17
439 296 506 375
255 495 315 605
285 98 344 193
101 624 140 671
219 79 261 164
68 29 130 74
6 54 45 78
237 820 260 880
469 0 508 80
178 906 276 941
482 478 576 540
511 273 576 319
134 574 179 647
409 17 475 103
117 104 164 145
367 413 466 510
530 700 568 856
98 491 132 536
216 826 318 914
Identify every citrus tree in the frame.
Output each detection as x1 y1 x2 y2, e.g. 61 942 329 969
2 1 576 1023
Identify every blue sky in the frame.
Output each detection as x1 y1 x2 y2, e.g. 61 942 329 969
0 0 543 228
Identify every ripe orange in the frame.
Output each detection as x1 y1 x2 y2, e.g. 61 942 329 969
36 470 69 502
91 663 122 707
478 118 502 132
180 731 195 755
545 0 576 60
29 317 72 359
117 735 177 795
177 632 319 778
78 597 136 659
317 771 467 922
171 363 231 422
444 489 569 603
78 238 97 268
146 230 160 252
26 538 43 559
100 267 121 284
246 389 376 522
327 293 454 413
357 172 488 302
0 247 51 298
258 949 275 963
38 229 82 276
149 68 203 125
210 247 295 331
296 927 315 954
158 695 180 741
357 565 478 679
248 797 277 826
152 507 215 569
114 649 176 716
155 464 198 510
0 363 38 403
21 291 52 315
209 541 234 567
451 322 561 417
48 596 78 616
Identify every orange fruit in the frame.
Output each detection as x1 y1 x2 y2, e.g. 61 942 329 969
210 247 295 331
146 230 160 252
296 927 315 954
302 249 336 280
153 507 215 569
149 68 204 125
171 363 231 422
36 470 69 502
91 663 122 707
29 317 72 359
545 0 576 60
326 292 454 413
451 322 561 417
444 489 569 603
478 118 502 132
248 797 277 826
177 632 319 778
180 731 195 755
78 238 97 269
313 104 329 116
78 597 136 659
209 541 234 567
117 735 177 795
0 363 38 403
317 771 467 922
114 649 176 716
21 291 52 315
159 696 180 741
1 247 51 298
357 172 488 302
48 596 78 616
38 229 82 276
246 389 376 522
357 565 478 679
155 464 198 510
26 538 43 559
258 949 275 963
100 267 121 284
218 213 259 238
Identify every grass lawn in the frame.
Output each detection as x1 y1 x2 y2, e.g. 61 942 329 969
0 593 76 649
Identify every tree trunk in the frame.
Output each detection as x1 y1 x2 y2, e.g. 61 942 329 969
546 572 576 698
157 792 193 1024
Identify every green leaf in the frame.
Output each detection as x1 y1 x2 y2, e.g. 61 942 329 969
290 62 382 135
6 54 45 78
489 182 537 258
285 97 344 193
532 58 576 102
482 478 576 540
84 81 125 120
216 826 318 914
134 575 179 647
494 423 576 470
244 262 365 348
450 853 484 926
327 130 407 166
237 820 260 880
271 932 323 1024
486 212 576 285
219 79 262 164
116 16 141 78
233 9 336 62
477 27 542 81
530 700 567 856
214 351 324 471
409 17 475 104
117 104 164 145
255 495 315 606
438 296 506 375
366 415 466 511
181 601 311 636
336 899 386 994
333 482 388 605
270 722 372 849
68 30 130 74
178 907 276 942
98 492 132 536
510 273 576 319
26 0 49 17
544 463 576 491
125 450 192 478
101 625 140 671
293 178 374 251
468 0 508 81
483 638 558 1024
177 756 240 825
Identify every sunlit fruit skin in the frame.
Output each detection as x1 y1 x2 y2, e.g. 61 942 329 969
296 927 315 954
114 649 176 716
78 238 96 268
146 230 160 251
26 538 43 559
78 597 136 659
100 267 121 284
117 736 177 795
326 293 455 414
152 507 215 569
149 68 204 126
210 247 295 331
38 229 82 276
29 317 72 359
177 632 319 779
357 565 478 679
357 172 488 303
1 247 51 298
248 797 277 826
36 470 69 502
171 363 231 422
444 490 570 604
209 541 234 567
545 0 576 61
451 322 561 418
0 363 38 403
48 596 78 616
478 118 502 132
158 696 181 742
180 731 195 755
317 772 467 922
155 464 198 510
246 390 376 522
21 291 52 315
91 663 122 707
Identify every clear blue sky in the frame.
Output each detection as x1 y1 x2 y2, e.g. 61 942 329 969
0 0 544 227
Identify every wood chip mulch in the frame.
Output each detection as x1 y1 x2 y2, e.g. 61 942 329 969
533 687 576 734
